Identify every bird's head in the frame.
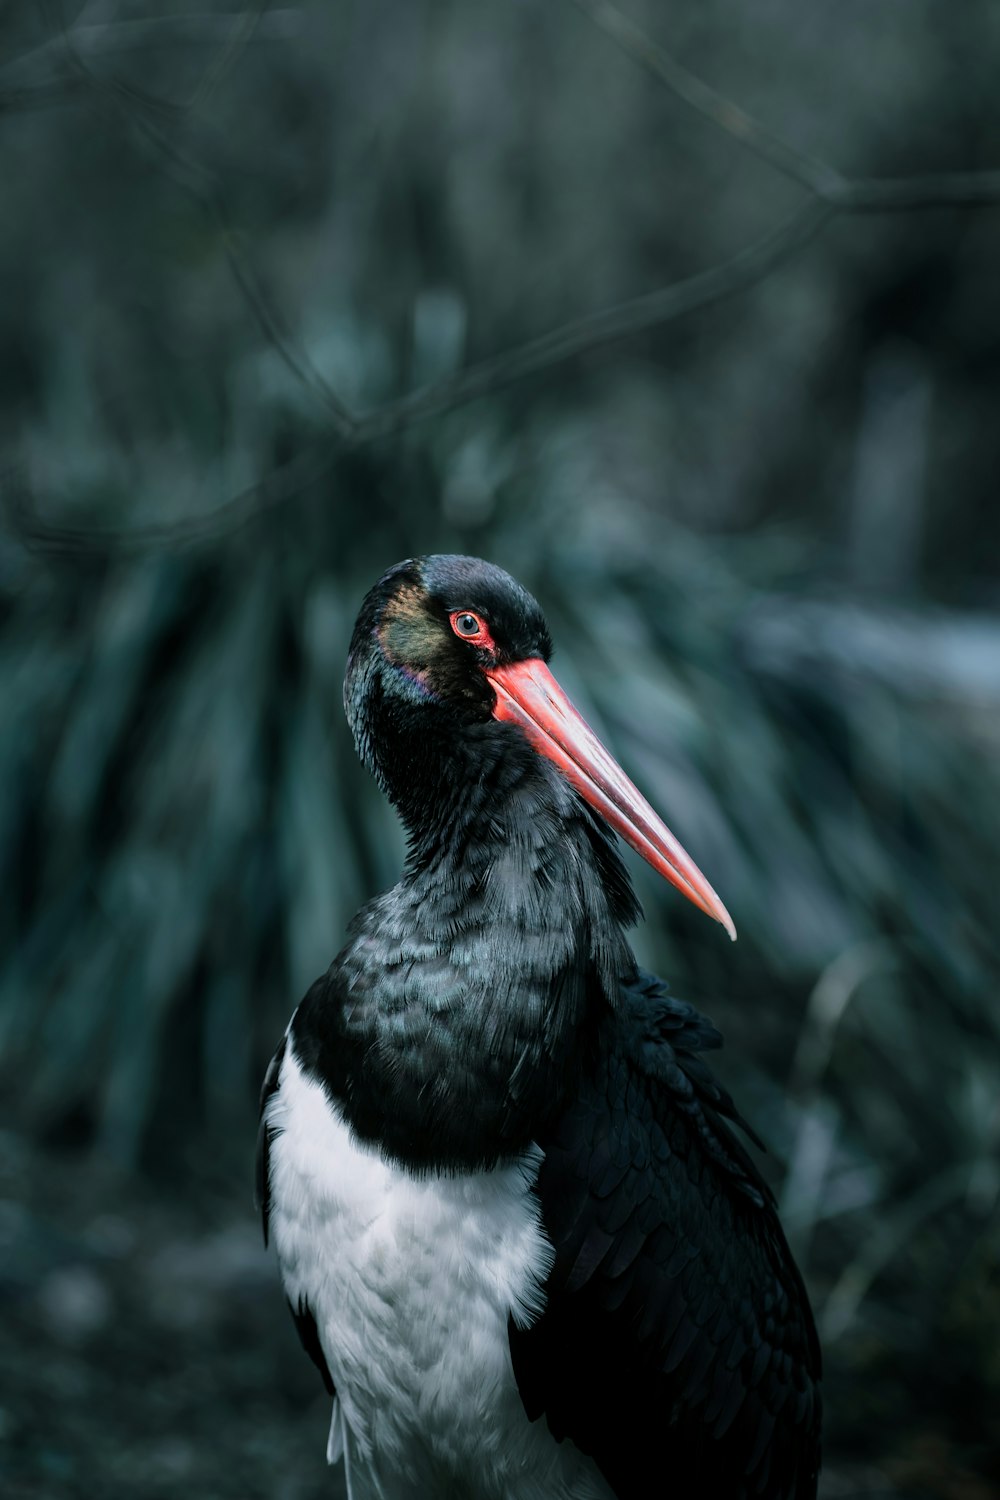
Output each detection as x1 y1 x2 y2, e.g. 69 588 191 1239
345 554 734 940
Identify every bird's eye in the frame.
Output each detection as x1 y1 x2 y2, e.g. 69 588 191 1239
451 610 486 640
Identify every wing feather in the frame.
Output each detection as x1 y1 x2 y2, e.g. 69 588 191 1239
256 1024 337 1400
255 1034 286 1248
509 971 821 1500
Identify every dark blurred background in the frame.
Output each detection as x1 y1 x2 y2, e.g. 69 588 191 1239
2 2 999 1496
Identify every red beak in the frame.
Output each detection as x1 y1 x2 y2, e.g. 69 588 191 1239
486 658 736 941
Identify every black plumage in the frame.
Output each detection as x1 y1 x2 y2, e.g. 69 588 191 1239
256 1034 285 1247
510 973 820 1500
258 554 821 1499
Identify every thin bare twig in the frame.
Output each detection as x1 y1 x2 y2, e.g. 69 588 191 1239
217 216 359 441
569 0 845 201
0 12 301 90
843 172 1000 212
125 93 359 437
40 6 358 442
187 0 272 113
2 443 342 554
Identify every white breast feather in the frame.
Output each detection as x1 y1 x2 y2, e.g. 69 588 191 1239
264 1043 613 1500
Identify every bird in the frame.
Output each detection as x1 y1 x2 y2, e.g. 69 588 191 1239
257 553 821 1500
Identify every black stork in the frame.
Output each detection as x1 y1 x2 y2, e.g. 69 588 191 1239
258 554 821 1500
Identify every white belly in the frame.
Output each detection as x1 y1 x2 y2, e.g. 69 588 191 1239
265 1044 613 1500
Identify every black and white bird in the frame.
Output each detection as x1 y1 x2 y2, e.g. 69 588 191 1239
257 555 821 1500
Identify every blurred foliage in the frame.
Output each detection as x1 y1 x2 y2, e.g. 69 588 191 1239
1 1 999 1496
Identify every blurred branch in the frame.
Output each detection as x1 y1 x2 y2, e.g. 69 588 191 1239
8 0 1000 552
142 116 359 438
842 172 1000 211
186 0 273 113
350 197 831 441
570 0 1000 213
0 15 296 116
570 0 844 200
9 200 828 553
217 218 359 441
38 3 359 442
1 443 342 554
0 11 301 91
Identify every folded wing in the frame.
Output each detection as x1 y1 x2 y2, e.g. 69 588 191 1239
509 971 821 1500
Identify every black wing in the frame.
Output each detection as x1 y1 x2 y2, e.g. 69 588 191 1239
255 1033 285 1248
256 1025 336 1398
509 971 821 1500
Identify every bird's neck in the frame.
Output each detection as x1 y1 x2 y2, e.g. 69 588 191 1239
292 733 640 1171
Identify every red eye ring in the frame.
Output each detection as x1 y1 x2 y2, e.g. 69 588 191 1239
449 610 495 650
